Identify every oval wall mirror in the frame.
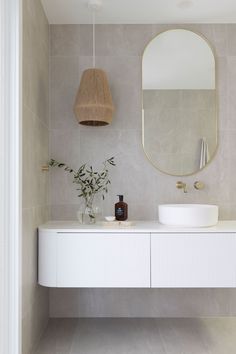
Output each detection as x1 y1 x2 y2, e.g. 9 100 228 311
142 29 217 176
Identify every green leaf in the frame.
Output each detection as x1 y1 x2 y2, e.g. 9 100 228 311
49 156 115 202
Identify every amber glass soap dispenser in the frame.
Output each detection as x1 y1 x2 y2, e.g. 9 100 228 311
115 195 128 221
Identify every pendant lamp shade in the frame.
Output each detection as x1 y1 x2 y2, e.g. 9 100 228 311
74 68 114 126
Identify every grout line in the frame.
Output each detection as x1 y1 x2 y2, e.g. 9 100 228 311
150 232 152 288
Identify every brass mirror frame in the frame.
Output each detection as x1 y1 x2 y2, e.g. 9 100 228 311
141 28 218 177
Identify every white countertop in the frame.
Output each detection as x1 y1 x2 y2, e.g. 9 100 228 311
38 220 236 233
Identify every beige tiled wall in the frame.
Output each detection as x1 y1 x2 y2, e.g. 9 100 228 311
49 24 236 317
22 0 50 352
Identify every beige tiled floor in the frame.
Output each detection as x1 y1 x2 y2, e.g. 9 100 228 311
35 318 236 354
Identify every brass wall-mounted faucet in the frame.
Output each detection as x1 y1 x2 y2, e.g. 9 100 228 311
42 165 49 172
176 181 187 193
194 181 205 190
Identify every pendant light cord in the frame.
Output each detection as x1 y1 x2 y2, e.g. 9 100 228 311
92 10 95 68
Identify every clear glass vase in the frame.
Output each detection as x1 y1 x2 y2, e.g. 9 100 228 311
77 196 102 224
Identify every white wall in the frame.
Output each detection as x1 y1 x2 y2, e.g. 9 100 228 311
0 0 21 352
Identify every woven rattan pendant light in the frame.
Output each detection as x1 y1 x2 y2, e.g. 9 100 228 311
74 0 114 126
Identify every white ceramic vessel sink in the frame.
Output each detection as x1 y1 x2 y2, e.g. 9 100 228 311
158 204 219 227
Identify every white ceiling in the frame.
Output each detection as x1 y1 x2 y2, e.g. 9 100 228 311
41 0 236 24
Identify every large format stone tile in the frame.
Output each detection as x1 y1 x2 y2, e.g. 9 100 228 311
35 318 236 354
50 56 79 130
23 105 49 209
23 1 50 353
49 288 236 318
49 24 236 318
23 29 49 126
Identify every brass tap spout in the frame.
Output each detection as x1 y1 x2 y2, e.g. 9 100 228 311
176 181 187 193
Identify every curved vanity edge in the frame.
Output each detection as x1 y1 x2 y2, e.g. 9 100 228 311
38 220 236 233
38 230 57 287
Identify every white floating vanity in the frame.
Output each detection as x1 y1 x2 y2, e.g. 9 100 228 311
38 221 236 288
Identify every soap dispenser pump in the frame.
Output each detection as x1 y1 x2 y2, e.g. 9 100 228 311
115 195 128 221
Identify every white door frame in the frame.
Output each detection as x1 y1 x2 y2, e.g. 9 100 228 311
0 0 22 353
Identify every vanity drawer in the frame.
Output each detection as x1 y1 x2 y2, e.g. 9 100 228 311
151 233 236 288
56 232 150 288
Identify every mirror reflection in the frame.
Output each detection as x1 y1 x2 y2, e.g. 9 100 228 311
142 29 217 176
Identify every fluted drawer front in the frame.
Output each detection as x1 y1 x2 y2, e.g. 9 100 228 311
151 233 236 288
57 232 150 288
